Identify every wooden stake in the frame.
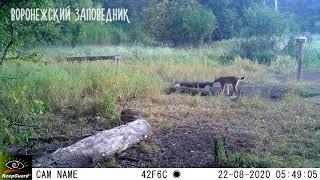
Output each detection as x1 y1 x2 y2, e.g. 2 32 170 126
296 36 306 81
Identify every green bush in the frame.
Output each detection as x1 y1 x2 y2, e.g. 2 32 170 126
144 0 217 46
236 4 293 64
237 37 280 64
241 4 291 38
201 0 242 40
78 23 129 45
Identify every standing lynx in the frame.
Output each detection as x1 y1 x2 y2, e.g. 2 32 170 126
213 76 245 95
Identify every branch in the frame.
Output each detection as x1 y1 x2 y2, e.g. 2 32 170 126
0 99 15 120
0 25 14 65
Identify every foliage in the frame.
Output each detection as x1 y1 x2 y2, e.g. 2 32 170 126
235 4 293 64
0 0 59 64
1 0 315 52
144 0 216 46
280 0 320 33
201 0 268 40
241 4 291 37
237 36 278 64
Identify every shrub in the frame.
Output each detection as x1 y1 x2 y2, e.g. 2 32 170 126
144 0 217 46
237 4 293 64
237 36 279 64
241 4 291 38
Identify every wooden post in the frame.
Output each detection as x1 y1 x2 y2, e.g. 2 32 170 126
296 36 306 81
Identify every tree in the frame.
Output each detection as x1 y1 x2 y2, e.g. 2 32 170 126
144 0 217 46
280 0 320 33
200 0 267 40
0 0 60 64
241 4 291 37
237 4 294 64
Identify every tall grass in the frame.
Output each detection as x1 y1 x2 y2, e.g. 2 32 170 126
0 61 163 150
304 41 320 68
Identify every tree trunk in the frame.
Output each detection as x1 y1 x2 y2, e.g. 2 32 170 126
0 25 14 65
66 55 120 62
33 119 152 168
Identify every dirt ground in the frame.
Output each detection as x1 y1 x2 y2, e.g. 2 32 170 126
116 123 259 168
117 125 217 168
115 95 266 168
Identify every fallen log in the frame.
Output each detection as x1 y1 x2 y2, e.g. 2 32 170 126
168 85 214 96
33 119 151 168
175 81 214 88
66 55 120 62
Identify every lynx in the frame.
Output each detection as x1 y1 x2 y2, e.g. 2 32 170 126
213 76 245 95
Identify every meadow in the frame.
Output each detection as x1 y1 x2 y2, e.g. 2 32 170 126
1 39 320 167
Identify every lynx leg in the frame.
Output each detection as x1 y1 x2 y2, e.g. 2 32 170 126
221 83 225 95
231 84 236 96
226 84 230 96
235 80 240 95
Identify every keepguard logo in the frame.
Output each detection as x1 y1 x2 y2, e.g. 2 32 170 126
0 155 32 180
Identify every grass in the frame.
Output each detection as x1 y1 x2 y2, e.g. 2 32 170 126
1 40 320 167
137 143 159 153
0 61 163 151
131 94 320 167
304 41 320 69
95 156 117 168
213 137 281 167
30 39 234 62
